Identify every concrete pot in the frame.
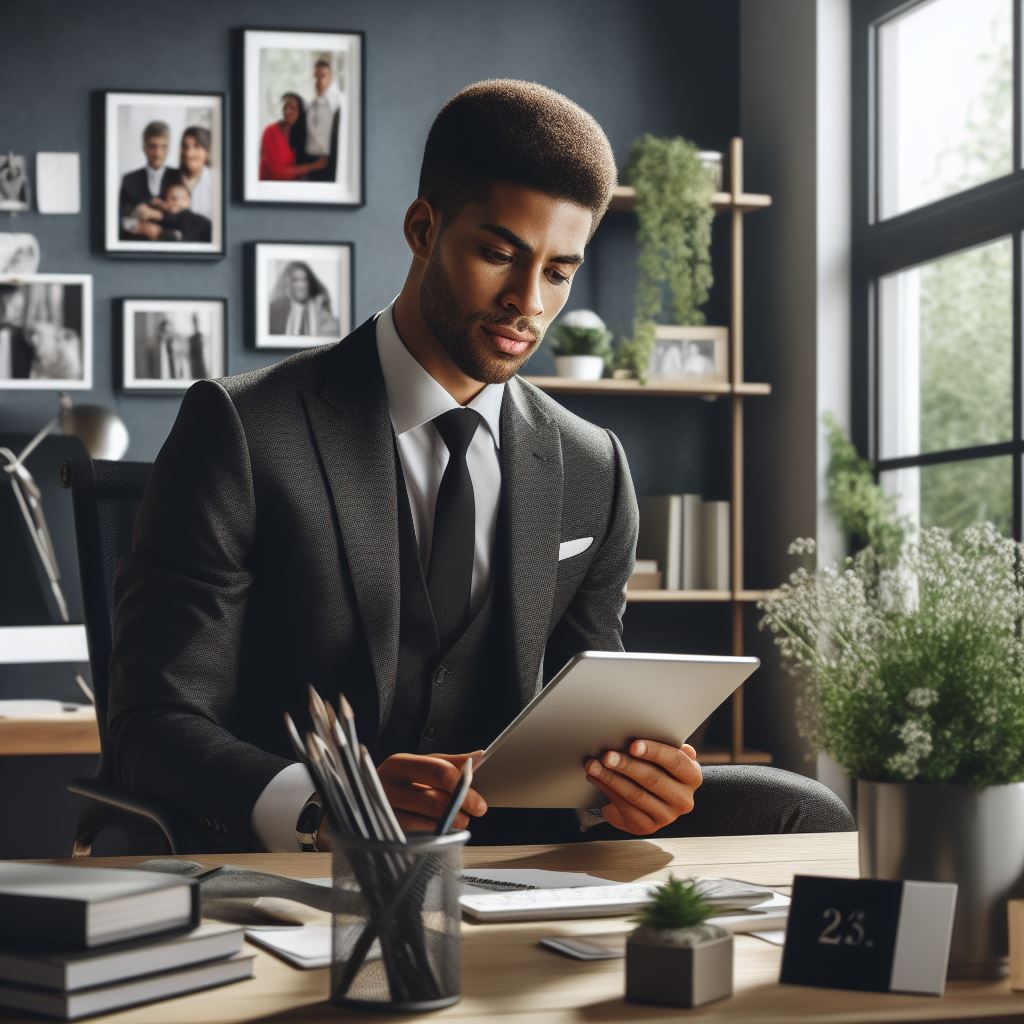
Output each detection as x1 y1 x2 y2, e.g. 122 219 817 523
554 355 604 380
858 779 1024 979
625 924 733 1008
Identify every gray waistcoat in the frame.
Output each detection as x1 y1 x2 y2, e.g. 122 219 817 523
375 452 515 758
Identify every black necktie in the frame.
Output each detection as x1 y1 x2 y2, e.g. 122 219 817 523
427 408 480 650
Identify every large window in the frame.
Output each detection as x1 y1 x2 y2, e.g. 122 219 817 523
853 0 1023 539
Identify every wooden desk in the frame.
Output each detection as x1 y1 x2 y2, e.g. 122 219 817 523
0 708 100 755
6 833 1024 1022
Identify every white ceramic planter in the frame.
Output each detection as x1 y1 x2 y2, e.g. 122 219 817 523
554 355 604 380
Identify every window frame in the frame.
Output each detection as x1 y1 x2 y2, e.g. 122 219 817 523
852 0 1024 538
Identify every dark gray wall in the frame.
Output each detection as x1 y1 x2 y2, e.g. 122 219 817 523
0 0 740 462
0 0 747 857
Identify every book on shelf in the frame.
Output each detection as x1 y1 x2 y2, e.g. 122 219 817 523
0 922 244 992
636 495 702 590
627 559 662 590
0 952 254 1021
701 501 730 590
0 863 199 950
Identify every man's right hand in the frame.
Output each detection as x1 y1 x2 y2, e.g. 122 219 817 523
377 751 486 832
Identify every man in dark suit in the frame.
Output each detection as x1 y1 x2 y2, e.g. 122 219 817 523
118 121 181 240
108 81 851 853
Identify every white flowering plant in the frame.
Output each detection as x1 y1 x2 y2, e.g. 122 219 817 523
758 523 1024 785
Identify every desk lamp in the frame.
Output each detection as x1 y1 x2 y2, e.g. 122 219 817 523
1 392 128 623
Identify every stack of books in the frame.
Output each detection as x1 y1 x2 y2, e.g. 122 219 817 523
0 863 252 1020
635 494 731 590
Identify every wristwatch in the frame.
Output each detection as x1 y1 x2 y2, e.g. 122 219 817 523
295 795 324 852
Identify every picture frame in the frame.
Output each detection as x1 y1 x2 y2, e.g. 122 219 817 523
252 241 354 349
119 297 227 392
0 154 31 212
0 274 92 390
241 27 365 206
649 325 729 382
103 90 225 258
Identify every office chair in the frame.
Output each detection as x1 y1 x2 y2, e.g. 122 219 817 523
61 456 202 856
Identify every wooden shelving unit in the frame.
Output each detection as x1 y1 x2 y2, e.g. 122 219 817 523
529 138 773 766
523 377 772 399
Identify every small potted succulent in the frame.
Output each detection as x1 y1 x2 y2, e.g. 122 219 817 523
625 874 733 1008
547 308 612 380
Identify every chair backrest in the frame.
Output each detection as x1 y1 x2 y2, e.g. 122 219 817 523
62 457 151 765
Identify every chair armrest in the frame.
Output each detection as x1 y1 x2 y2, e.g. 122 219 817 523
68 778 204 855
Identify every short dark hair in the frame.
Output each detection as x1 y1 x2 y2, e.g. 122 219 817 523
314 58 331 70
143 120 170 142
417 79 617 238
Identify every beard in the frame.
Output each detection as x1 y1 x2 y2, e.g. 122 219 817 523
419 246 540 384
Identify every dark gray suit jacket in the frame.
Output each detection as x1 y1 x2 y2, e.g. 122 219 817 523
107 314 638 849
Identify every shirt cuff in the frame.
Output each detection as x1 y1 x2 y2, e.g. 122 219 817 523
576 807 607 832
251 762 316 852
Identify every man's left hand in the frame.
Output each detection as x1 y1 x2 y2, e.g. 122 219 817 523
584 740 702 835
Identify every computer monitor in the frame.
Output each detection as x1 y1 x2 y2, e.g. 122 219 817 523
0 434 89 688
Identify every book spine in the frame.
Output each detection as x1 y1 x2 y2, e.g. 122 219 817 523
701 501 730 590
681 494 702 591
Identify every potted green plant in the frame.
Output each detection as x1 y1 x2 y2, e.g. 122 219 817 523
758 417 1024 980
625 875 733 1008
547 309 612 380
615 135 716 383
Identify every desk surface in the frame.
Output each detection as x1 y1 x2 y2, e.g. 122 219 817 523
5 833 1024 1023
0 707 99 756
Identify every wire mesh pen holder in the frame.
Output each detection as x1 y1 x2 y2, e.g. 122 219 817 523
330 830 469 1013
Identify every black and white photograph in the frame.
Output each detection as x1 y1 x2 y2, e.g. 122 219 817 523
0 233 40 275
243 28 364 205
104 91 225 257
0 274 92 389
120 298 226 391
253 242 352 349
649 325 728 382
0 154 30 212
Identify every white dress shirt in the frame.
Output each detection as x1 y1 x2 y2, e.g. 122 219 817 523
145 165 164 200
306 84 342 157
251 299 504 851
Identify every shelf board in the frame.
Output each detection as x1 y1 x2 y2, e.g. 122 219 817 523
524 376 772 398
627 589 731 603
609 185 773 215
626 589 770 604
698 747 774 766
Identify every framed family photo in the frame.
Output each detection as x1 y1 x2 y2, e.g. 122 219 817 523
0 274 92 390
649 325 729 382
103 90 225 257
119 298 226 392
242 28 364 205
252 242 353 349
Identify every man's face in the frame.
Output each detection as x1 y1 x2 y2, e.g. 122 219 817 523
144 134 168 170
288 267 310 302
314 64 331 94
419 181 592 384
0 290 26 324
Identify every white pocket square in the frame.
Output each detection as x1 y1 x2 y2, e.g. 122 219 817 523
558 536 594 561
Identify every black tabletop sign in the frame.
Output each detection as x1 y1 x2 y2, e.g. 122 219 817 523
780 875 903 992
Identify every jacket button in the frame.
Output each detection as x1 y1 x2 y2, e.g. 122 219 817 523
433 665 447 685
424 727 436 742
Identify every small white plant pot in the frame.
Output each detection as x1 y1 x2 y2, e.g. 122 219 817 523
625 925 733 1009
554 355 604 380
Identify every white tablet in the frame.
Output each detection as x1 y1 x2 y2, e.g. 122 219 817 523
472 651 759 809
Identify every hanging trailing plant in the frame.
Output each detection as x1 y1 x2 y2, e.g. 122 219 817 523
616 135 715 382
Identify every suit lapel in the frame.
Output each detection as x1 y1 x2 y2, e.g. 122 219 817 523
301 316 402 728
501 378 564 706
